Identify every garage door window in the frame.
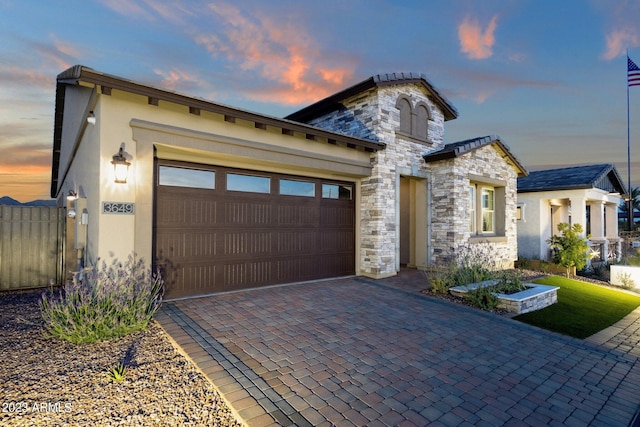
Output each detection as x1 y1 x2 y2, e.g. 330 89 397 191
158 166 215 189
280 179 315 197
322 183 352 200
227 173 270 193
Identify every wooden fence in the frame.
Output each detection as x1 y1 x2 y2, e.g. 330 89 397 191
0 205 65 291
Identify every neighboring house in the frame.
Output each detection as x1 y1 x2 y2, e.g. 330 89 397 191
517 164 627 265
51 66 527 298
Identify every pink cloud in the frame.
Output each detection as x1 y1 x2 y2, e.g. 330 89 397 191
98 0 158 21
458 15 498 60
98 0 194 25
0 66 52 89
152 68 201 91
195 2 354 105
602 28 639 60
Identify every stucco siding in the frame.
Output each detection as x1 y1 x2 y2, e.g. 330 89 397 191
59 86 374 269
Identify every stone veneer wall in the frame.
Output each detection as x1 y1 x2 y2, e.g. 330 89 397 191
303 81 518 276
305 83 446 277
430 144 519 267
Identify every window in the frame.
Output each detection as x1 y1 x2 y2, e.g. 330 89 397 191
158 166 215 189
280 179 315 197
469 186 476 232
227 173 270 193
414 103 430 140
397 97 412 134
481 188 495 233
395 96 431 141
322 183 352 200
469 180 506 238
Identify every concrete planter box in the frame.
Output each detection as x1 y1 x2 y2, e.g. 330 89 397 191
449 280 559 314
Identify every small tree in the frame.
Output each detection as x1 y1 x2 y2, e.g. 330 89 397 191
547 223 590 277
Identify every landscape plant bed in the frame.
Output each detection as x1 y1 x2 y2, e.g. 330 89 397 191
514 276 640 339
449 280 559 314
0 289 242 426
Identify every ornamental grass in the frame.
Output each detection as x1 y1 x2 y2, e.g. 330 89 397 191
40 255 164 344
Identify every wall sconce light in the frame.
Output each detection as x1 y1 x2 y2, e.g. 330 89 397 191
67 190 78 201
87 111 96 125
111 146 131 184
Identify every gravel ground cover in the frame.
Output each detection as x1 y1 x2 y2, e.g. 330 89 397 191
0 290 242 427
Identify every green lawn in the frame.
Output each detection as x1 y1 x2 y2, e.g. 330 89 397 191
513 276 640 339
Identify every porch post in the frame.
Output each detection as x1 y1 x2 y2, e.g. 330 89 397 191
569 197 588 237
605 203 618 238
591 201 606 239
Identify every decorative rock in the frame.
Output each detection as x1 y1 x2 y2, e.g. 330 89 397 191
0 290 242 427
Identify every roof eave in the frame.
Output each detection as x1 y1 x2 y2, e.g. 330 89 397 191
73 67 385 150
51 66 386 198
517 184 594 193
423 137 528 177
285 73 459 123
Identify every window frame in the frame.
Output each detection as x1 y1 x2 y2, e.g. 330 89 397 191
469 185 476 233
226 173 271 194
481 187 495 234
322 183 353 200
158 165 216 190
395 95 432 143
279 178 316 198
469 178 506 240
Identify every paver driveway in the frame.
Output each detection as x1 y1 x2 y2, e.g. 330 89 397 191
156 272 640 426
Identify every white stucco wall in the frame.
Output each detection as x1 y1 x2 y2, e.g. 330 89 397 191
56 83 373 271
517 187 623 261
610 265 640 289
516 194 549 260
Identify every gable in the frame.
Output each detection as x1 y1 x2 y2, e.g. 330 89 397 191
422 136 528 177
286 72 458 124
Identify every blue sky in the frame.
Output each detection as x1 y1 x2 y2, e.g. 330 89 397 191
2 0 640 202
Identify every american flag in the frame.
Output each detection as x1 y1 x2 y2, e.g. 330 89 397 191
629 56 640 87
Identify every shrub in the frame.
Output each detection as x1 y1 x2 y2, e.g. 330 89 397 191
40 255 164 344
619 272 636 290
547 223 590 277
430 277 450 294
467 285 499 311
440 243 496 287
493 270 526 294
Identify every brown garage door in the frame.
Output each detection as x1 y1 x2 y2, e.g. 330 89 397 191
154 161 355 298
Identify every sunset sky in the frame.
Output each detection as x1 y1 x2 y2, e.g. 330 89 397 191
2 0 640 202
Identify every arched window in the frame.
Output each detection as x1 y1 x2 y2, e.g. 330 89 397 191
414 102 430 140
396 96 412 134
395 96 430 141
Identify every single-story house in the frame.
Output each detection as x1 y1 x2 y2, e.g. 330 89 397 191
517 164 627 265
51 66 527 298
